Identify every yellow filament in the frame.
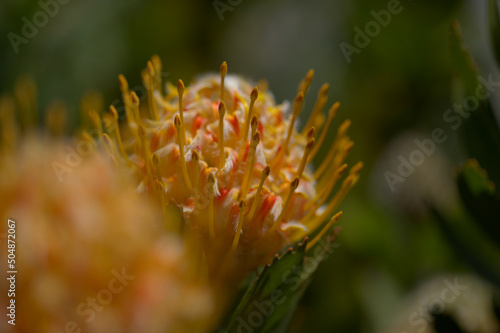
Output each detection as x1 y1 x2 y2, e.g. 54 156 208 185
349 161 364 177
145 61 160 121
81 131 95 145
174 115 193 191
192 150 200 190
220 61 227 102
306 127 315 141
151 55 162 91
88 109 103 133
309 102 339 160
273 92 304 168
102 133 119 160
231 200 247 251
304 163 348 212
207 172 216 238
177 80 186 145
138 125 154 186
296 138 315 180
250 115 258 136
240 131 260 198
14 77 37 131
130 91 142 126
80 91 103 130
313 119 351 179
0 96 17 155
218 101 226 170
152 153 163 183
45 101 67 137
241 87 258 149
332 141 354 172
306 211 342 251
267 177 300 234
157 181 168 215
118 74 134 128
306 175 356 232
248 165 270 219
302 83 329 135
298 69 314 96
109 105 132 166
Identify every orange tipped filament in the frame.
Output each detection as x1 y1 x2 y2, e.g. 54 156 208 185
152 153 168 214
302 83 329 135
303 163 347 216
144 61 160 121
218 101 226 170
249 165 270 219
274 92 304 168
220 61 227 102
296 138 315 180
88 110 103 138
314 119 351 180
152 153 162 183
243 87 258 143
309 102 339 160
174 115 193 191
306 211 342 251
138 125 154 186
192 150 200 190
177 79 186 145
298 69 314 96
306 127 315 141
130 91 142 127
231 200 247 251
109 105 132 166
240 131 260 199
207 172 216 238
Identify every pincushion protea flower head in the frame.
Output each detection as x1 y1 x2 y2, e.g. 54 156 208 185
103 56 362 283
0 137 214 333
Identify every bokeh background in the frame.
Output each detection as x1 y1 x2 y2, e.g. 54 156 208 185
1 0 500 332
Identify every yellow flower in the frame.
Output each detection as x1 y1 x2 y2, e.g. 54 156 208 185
104 57 362 284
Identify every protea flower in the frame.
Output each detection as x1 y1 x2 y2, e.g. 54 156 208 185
105 56 362 285
0 94 214 333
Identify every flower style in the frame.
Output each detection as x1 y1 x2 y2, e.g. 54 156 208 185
99 57 362 283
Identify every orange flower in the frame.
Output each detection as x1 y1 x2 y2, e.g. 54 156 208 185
0 137 214 333
106 57 362 283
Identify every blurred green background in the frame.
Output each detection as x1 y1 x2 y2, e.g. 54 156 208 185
2 0 500 332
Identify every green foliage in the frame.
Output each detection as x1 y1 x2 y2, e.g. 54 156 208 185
430 16 500 291
449 21 500 187
489 0 500 66
457 159 500 246
224 238 336 333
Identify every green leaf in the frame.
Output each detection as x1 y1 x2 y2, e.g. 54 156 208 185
449 21 500 187
430 205 500 289
457 159 500 246
489 0 500 67
224 237 336 333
